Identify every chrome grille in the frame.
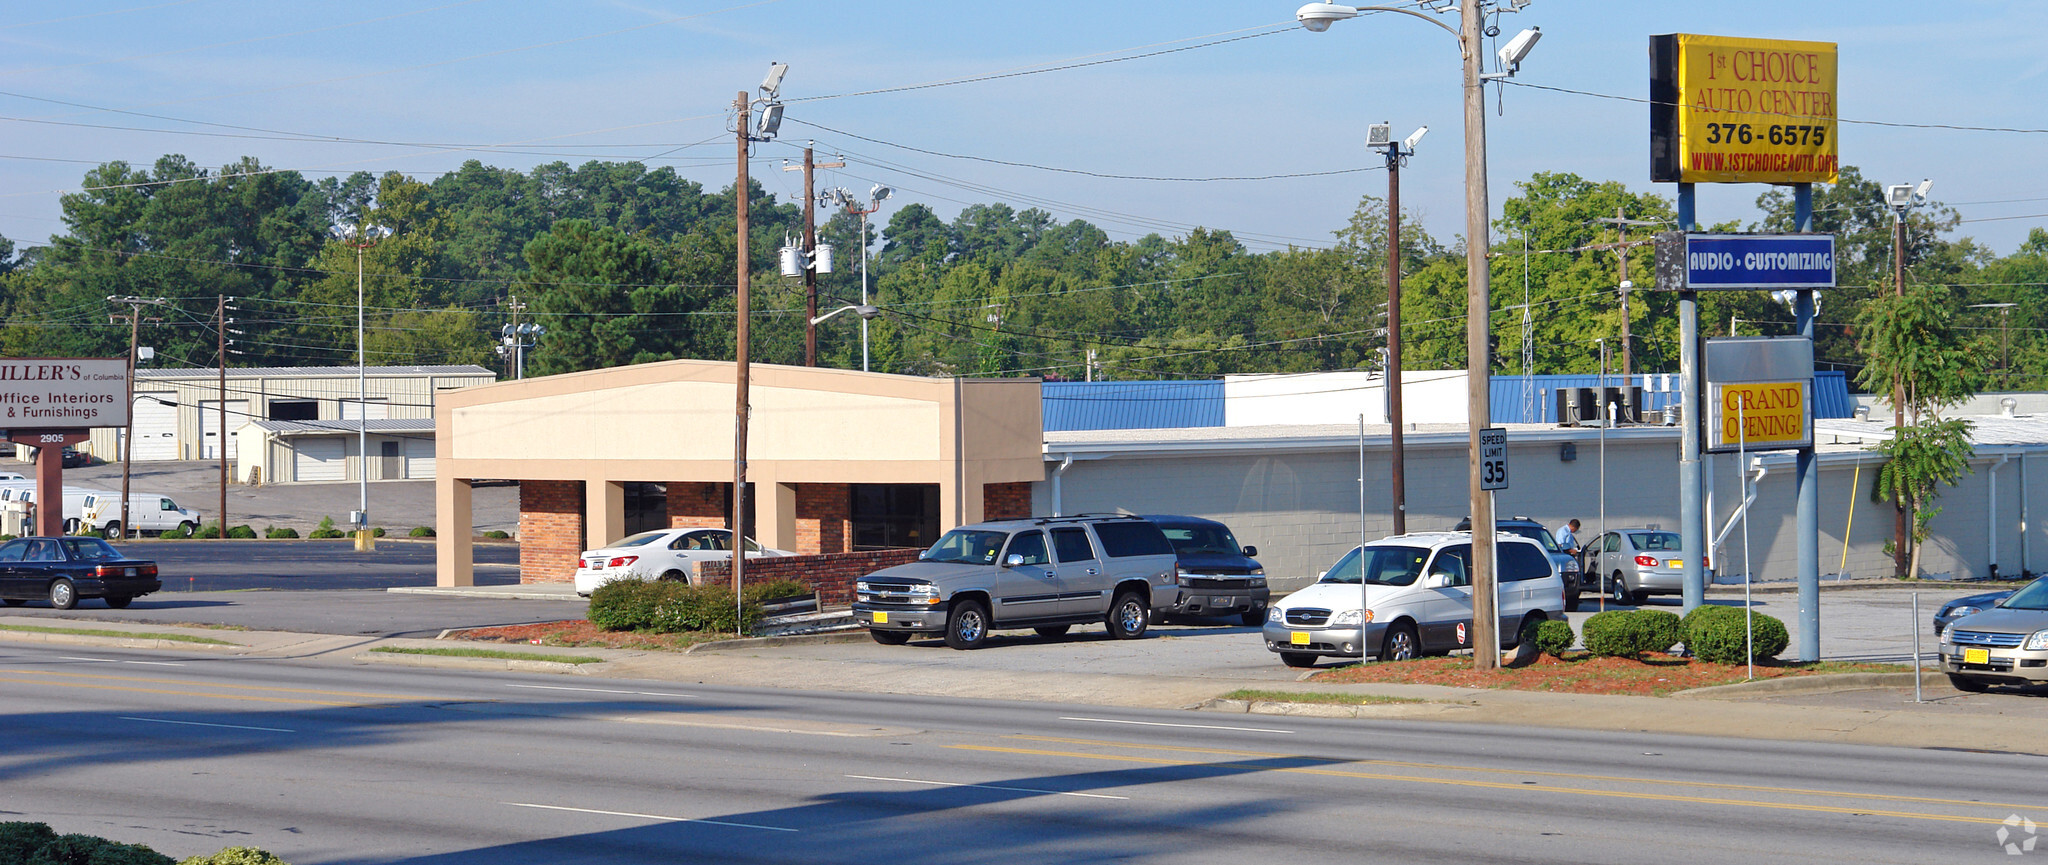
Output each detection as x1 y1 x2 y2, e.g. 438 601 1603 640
859 582 925 605
1950 630 2025 648
1184 577 1255 590
1286 608 1331 626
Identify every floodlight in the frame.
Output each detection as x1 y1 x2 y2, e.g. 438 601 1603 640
1885 184 1913 209
1403 126 1428 150
1295 2 1359 31
760 62 789 99
1367 123 1392 149
1497 27 1542 71
755 102 784 137
870 184 892 203
1913 178 1934 204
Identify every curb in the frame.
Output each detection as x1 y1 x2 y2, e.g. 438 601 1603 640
1670 670 1946 699
1704 579 2025 596
0 629 243 652
1194 697 1473 719
387 587 587 601
685 630 875 653
351 650 596 674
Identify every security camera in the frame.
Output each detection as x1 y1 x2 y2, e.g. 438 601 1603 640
1403 126 1428 150
760 62 789 99
1912 178 1934 205
1497 26 1542 71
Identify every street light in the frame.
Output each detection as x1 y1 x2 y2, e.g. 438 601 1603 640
1882 177 1933 577
1294 0 1541 671
826 183 892 372
1369 121 1424 535
810 303 880 325
337 222 389 552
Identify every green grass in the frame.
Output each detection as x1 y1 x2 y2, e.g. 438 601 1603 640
1221 688 1426 706
369 646 604 665
0 623 236 645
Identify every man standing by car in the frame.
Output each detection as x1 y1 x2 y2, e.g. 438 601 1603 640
1554 519 1582 557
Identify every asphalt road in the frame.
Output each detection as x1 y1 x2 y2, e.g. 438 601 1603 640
5 641 2041 864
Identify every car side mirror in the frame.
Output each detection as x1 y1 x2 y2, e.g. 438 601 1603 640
1424 572 1455 589
1241 545 1258 558
1005 553 1025 568
917 550 930 560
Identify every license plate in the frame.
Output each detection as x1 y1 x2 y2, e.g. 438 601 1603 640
1289 631 1310 646
1212 596 1234 607
1964 647 1989 665
873 611 889 624
1666 559 1682 569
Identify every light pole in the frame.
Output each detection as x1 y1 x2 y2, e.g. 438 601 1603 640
1295 1 1541 670
338 223 388 552
828 184 892 372
1370 122 1424 536
1883 177 1933 577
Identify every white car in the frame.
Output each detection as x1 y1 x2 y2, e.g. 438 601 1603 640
574 528 796 596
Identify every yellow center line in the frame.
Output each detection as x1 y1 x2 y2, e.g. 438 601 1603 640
949 744 2013 827
1006 734 2048 813
0 676 359 707
0 668 428 701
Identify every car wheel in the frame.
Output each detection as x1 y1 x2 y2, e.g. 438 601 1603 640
1517 613 1545 648
1240 607 1266 627
1107 591 1149 640
104 595 132 609
1279 651 1319 668
1034 625 1070 639
1947 674 1991 693
1380 622 1419 662
103 521 122 539
943 598 990 650
178 522 198 535
2 598 25 607
48 579 77 610
62 518 79 535
869 629 912 646
657 569 686 582
1609 572 1630 606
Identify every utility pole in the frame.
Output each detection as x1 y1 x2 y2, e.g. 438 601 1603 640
217 295 234 535
509 295 525 379
1594 209 1660 387
1891 209 1909 577
108 296 165 539
1370 124 1421 535
734 88 753 618
1458 0 1499 671
786 144 843 366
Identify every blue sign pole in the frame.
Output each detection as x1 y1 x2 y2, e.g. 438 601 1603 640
1678 184 1704 614
1793 183 1821 662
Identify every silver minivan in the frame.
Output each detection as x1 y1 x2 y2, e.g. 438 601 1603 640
1262 532 1565 667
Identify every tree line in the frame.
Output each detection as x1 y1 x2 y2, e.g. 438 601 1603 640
0 155 2039 389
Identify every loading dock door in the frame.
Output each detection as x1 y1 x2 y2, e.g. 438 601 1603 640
129 395 178 461
293 438 346 482
198 400 250 460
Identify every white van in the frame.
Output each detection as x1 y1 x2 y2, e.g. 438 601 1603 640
1262 531 1565 668
9 485 116 534
82 492 203 537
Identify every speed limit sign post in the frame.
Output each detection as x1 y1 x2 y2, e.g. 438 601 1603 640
1480 427 1509 491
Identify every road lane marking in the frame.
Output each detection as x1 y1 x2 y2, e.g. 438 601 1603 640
1059 716 1293 734
845 774 1130 800
1009 735 2048 813
61 656 186 666
947 744 2021 826
0 676 359 707
504 802 796 832
506 684 698 698
122 716 294 733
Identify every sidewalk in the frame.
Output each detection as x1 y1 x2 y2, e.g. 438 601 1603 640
4 613 2040 755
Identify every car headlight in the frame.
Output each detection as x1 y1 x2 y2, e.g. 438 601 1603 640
1247 577 1266 587
2026 630 2048 652
1266 607 1283 624
1942 604 1980 619
856 581 872 593
1563 559 1581 573
1330 609 1373 626
1249 567 1265 576
1176 576 1197 587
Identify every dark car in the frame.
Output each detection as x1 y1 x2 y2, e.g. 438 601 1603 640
1934 589 2015 636
1453 515 1584 611
1142 514 1269 626
0 536 160 610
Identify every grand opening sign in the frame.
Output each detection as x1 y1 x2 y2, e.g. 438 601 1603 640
1651 34 1839 185
1702 337 1813 453
0 358 128 429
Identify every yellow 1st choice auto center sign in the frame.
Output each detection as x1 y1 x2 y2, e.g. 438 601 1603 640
1711 381 1811 452
1651 34 1838 185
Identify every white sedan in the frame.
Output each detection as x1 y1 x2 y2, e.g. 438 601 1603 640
573 528 796 596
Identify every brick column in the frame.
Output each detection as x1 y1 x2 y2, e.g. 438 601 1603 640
796 483 851 554
982 481 1033 521
518 480 583 584
667 482 726 529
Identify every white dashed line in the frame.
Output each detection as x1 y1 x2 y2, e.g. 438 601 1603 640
122 717 294 733
504 802 796 832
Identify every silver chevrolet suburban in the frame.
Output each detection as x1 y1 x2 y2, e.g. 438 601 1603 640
854 515 1180 649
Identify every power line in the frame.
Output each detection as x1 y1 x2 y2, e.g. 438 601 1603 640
1504 79 2048 134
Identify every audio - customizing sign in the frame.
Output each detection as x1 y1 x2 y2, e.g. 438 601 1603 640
1652 233 1835 291
1651 33 1839 185
0 358 128 429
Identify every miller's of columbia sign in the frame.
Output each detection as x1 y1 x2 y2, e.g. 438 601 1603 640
0 358 128 429
1650 33 1839 185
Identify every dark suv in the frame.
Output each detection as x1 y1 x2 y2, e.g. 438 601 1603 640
1453 515 1584 611
853 514 1180 649
1143 514 1268 626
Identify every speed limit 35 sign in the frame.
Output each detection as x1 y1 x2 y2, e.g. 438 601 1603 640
1479 427 1509 491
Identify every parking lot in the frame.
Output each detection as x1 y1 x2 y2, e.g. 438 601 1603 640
38 458 518 535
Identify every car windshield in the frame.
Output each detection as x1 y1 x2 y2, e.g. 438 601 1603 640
1319 545 1430 587
61 537 122 561
609 532 671 548
923 529 1010 565
1628 531 1682 552
1502 525 1560 552
2001 579 2048 611
1158 525 1242 556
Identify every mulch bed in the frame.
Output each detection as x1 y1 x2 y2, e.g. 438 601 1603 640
1310 652 1906 697
448 620 729 651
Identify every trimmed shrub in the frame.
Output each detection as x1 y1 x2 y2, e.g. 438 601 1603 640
1534 619 1576 657
226 525 258 540
587 578 810 634
587 580 664 631
482 530 510 539
24 834 174 865
193 525 222 540
0 822 58 863
159 526 190 540
371 527 387 538
408 526 435 538
177 847 290 865
308 516 345 540
1582 610 1682 658
264 526 299 539
1686 606 1790 664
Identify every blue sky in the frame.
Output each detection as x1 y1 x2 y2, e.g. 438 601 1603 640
2 0 2044 257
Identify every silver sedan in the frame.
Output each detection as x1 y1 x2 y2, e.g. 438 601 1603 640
1586 529 1689 606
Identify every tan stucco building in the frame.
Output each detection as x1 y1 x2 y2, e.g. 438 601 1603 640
433 359 1042 586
